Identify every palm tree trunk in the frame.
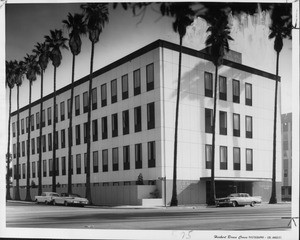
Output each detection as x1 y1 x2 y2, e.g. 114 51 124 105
170 36 183 207
68 54 75 194
269 51 280 204
6 87 12 200
208 66 218 206
52 66 57 192
25 81 32 201
15 85 21 200
86 42 94 204
38 71 44 196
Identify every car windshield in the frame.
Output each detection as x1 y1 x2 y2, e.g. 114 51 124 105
69 194 81 198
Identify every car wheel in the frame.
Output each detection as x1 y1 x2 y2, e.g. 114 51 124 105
35 199 39 204
250 201 255 207
45 201 49 205
53 200 56 206
64 201 68 206
232 201 238 207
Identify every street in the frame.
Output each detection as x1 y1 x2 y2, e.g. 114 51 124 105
6 201 293 231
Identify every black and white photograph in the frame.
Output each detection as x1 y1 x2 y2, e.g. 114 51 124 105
1 0 299 239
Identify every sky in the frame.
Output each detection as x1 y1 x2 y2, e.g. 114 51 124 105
4 1 293 115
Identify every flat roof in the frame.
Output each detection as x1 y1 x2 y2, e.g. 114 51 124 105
11 39 279 117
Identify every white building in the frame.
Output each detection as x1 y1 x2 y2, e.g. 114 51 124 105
10 39 282 205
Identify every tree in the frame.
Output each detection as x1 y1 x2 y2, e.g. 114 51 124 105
268 4 292 204
62 12 87 195
6 60 16 200
24 54 41 201
204 9 233 206
33 42 50 196
12 60 25 200
45 29 68 193
81 3 109 204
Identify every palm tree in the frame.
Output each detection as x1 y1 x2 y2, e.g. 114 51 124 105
62 13 86 195
6 60 16 200
45 29 68 193
81 3 109 204
268 4 292 204
33 42 50 196
204 10 233 206
24 54 41 201
13 60 25 200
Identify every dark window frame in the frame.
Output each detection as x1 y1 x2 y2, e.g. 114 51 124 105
219 111 227 135
219 76 227 101
123 145 130 170
205 144 212 169
245 83 253 106
112 113 118 137
233 147 241 170
246 115 253 138
122 110 129 135
112 147 119 171
60 101 65 121
133 69 141 96
220 146 227 170
111 79 118 104
147 102 155 130
75 95 80 116
92 119 98 142
122 74 129 100
83 91 88 113
134 106 142 132
232 79 240 103
75 124 81 145
204 72 213 97
146 63 154 91
92 87 97 110
102 149 108 172
135 143 142 169
101 84 107 107
148 141 156 168
246 148 253 171
205 108 213 133
102 116 108 139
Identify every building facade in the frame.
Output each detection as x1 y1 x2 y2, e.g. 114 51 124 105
10 40 282 205
281 113 292 201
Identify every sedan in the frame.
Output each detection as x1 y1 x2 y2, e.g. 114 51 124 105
215 193 262 207
52 193 89 207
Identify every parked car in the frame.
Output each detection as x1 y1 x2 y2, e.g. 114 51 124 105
52 193 89 207
35 192 60 205
215 193 262 207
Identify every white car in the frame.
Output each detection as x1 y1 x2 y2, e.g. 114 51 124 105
215 193 262 207
52 193 89 207
35 192 60 205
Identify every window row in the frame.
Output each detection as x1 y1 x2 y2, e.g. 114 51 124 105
204 72 252 106
13 141 156 179
205 145 253 171
205 109 253 138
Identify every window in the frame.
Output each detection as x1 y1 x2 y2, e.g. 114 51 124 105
219 111 227 135
13 144 16 158
102 116 108 139
42 110 45 127
102 149 108 172
84 153 87 174
146 63 154 91
233 114 240 137
67 99 71 119
60 102 65 121
204 72 213 97
61 129 65 148
32 162 36 178
76 154 81 174
22 141 25 156
21 119 24 134
233 147 240 170
122 110 129 135
68 127 73 146
26 117 29 133
133 69 141 95
55 104 58 123
205 144 212 169
36 112 40 129
48 133 52 151
82 91 88 113
84 122 88 143
148 141 156 168
134 106 142 132
92 119 98 142
43 160 47 177
31 138 35 155
55 158 59 176
42 135 46 152
147 102 155 130
111 79 117 103
220 146 227 170
17 142 20 157
37 161 40 178
75 95 80 116
76 124 81 145
112 147 119 171
62 157 66 175
219 76 227 100
101 84 107 107
22 163 26 179
12 122 16 137
232 80 240 103
246 149 253 171
122 74 128 100
49 159 52 176
112 113 118 137
123 145 130 170
31 114 34 131
54 131 58 150
47 107 52 125
245 83 252 106
205 108 213 133
93 151 98 173
92 87 97 110
246 116 253 138
37 137 40 154
135 143 142 169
